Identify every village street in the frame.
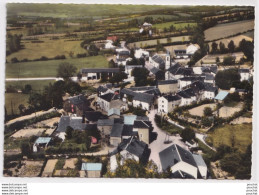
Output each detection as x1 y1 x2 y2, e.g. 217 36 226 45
147 109 188 172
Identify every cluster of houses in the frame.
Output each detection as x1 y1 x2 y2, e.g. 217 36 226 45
28 34 253 178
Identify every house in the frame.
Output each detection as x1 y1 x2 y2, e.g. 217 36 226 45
177 89 196 106
97 118 123 142
133 120 152 144
204 84 218 100
84 111 107 123
56 116 87 133
132 93 154 110
192 154 208 179
238 69 251 82
157 80 178 94
204 74 215 85
135 48 149 59
110 123 124 146
105 40 115 49
97 85 114 96
107 36 118 42
149 54 166 69
108 108 120 119
109 137 149 172
80 163 102 178
158 95 181 114
116 50 131 66
63 94 91 116
159 144 203 179
173 44 199 59
124 65 143 79
81 68 120 81
165 63 193 80
186 44 200 55
97 93 120 112
192 65 217 75
33 137 51 152
179 76 204 90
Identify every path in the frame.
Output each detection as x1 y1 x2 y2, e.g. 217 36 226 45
147 109 188 172
6 77 62 81
195 133 216 151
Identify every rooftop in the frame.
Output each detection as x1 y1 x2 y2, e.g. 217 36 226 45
35 137 51 144
215 91 229 101
81 163 102 171
81 68 120 74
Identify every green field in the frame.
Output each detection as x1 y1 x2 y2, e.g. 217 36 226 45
207 123 252 153
5 55 109 78
128 35 190 48
153 22 197 30
5 93 30 115
6 38 86 62
118 14 180 22
6 80 55 92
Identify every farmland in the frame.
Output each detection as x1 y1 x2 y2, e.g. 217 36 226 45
5 93 30 115
6 80 55 92
6 55 109 78
6 38 86 62
128 35 190 48
153 21 197 30
206 123 252 153
204 20 254 41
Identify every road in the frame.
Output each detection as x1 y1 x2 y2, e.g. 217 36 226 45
147 109 188 172
5 77 62 81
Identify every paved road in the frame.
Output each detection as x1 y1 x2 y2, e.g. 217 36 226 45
5 77 62 81
148 109 188 172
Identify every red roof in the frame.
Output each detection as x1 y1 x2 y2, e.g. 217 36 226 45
91 136 97 144
107 36 118 42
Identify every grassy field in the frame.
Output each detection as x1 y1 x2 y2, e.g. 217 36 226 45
5 93 30 115
118 14 180 22
207 123 252 153
5 55 109 78
153 22 197 30
204 20 254 41
128 35 190 48
6 38 86 61
6 80 55 92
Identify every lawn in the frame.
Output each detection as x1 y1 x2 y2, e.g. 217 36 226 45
6 38 86 62
5 93 30 115
5 55 109 78
128 35 190 48
6 80 55 92
206 123 252 153
153 21 197 30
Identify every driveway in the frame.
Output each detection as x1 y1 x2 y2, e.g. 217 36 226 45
148 109 188 172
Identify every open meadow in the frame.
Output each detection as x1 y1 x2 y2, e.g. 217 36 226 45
204 20 254 41
6 55 109 78
5 93 30 115
206 123 252 153
6 80 55 92
153 21 196 30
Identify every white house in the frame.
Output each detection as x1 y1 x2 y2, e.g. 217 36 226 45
239 69 251 82
134 48 149 59
97 93 120 112
105 40 115 49
149 54 166 69
186 44 200 55
159 144 201 179
158 95 181 114
124 65 143 78
177 89 197 106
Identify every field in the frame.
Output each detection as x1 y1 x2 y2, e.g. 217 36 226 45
153 21 197 30
207 34 253 52
128 35 190 48
42 159 58 177
207 123 252 153
188 103 217 117
5 93 30 115
6 38 86 62
204 20 254 41
6 80 55 92
5 55 109 78
118 14 180 22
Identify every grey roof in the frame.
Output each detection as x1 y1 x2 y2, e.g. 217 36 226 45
192 154 207 167
110 123 124 137
120 88 137 97
81 68 120 74
136 116 149 121
167 63 181 73
145 88 161 96
129 86 156 92
97 119 114 126
118 137 147 158
201 66 218 74
159 144 197 171
205 74 214 80
56 116 87 132
133 93 154 103
238 69 250 73
97 86 109 93
150 67 160 74
99 93 119 102
68 94 88 105
163 95 181 102
121 125 135 136
151 54 165 67
133 120 152 129
204 83 217 92
157 80 178 85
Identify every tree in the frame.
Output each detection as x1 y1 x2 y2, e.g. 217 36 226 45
203 107 213 116
21 142 31 157
215 56 220 64
211 42 218 54
132 67 149 86
28 92 44 110
215 69 240 90
228 40 235 53
108 59 116 68
88 44 99 56
180 128 195 142
57 62 77 81
201 118 212 127
219 42 227 53
223 56 235 65
64 81 82 95
109 72 127 84
18 104 26 115
23 84 32 94
65 126 74 139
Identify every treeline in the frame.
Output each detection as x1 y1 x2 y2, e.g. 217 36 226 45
6 34 22 56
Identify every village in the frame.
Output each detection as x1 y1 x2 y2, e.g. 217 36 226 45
4 5 254 179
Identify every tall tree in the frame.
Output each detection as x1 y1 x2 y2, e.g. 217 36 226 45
57 62 77 81
228 40 235 53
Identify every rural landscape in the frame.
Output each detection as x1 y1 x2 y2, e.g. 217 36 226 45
4 4 254 179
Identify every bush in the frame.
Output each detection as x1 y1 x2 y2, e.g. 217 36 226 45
180 128 195 142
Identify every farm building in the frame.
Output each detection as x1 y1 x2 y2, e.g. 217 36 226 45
80 68 120 81
33 137 51 152
214 91 229 102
